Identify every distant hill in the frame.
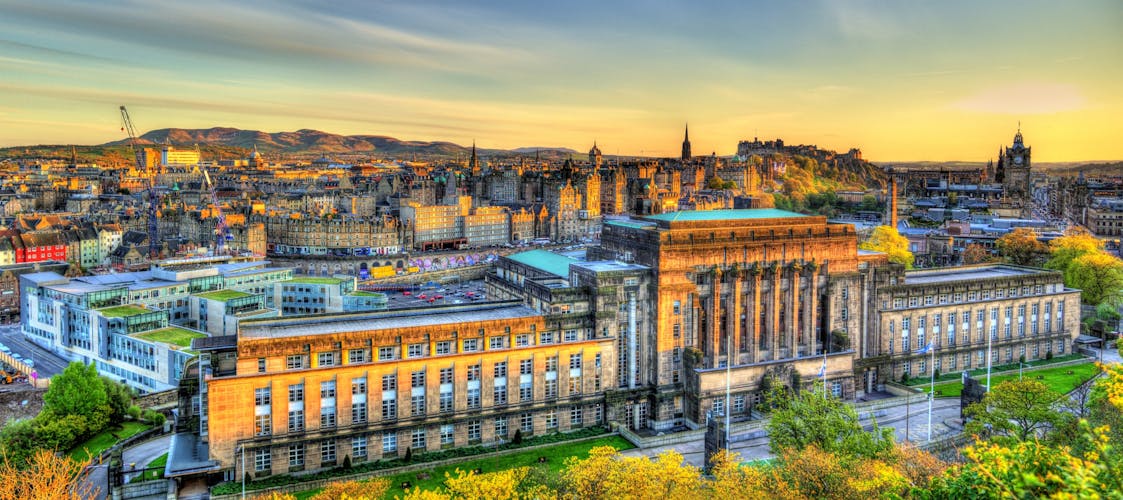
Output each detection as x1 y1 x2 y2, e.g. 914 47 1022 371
99 127 574 158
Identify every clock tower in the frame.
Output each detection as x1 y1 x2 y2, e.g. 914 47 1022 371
1001 126 1032 213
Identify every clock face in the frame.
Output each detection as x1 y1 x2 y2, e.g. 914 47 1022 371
1013 156 1023 165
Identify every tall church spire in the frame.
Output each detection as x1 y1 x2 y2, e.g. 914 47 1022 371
681 123 692 161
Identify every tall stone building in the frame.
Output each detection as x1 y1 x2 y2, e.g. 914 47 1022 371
996 128 1032 213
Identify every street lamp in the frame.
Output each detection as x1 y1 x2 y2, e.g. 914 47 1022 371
239 445 246 500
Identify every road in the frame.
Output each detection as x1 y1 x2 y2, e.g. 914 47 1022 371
621 397 964 465
384 279 490 309
83 433 172 500
0 323 70 377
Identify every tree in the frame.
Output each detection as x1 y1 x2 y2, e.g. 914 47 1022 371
1066 251 1123 306
43 362 109 423
102 377 134 425
560 448 702 500
961 244 993 265
0 449 96 500
767 382 894 459
964 378 1065 442
1045 227 1103 273
706 176 728 190
859 225 914 269
995 227 1046 266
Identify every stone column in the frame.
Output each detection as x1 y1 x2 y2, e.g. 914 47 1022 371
771 265 782 359
808 268 819 354
752 271 762 363
711 268 723 367
731 269 743 365
790 264 801 357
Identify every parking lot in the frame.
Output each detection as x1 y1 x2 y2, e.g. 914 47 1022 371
384 279 491 309
0 324 70 378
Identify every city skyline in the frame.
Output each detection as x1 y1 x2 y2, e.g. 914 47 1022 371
0 0 1120 162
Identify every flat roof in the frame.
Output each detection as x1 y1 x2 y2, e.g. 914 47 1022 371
505 249 577 278
97 304 151 317
905 265 1049 285
571 260 650 273
195 290 252 301
285 276 346 285
642 208 806 222
239 302 539 340
133 327 206 349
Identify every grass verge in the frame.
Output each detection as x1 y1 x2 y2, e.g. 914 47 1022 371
67 421 152 462
920 361 1099 398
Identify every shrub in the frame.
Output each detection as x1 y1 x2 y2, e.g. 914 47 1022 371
933 368 941 380
142 410 165 426
901 372 909 384
512 429 523 445
1046 351 1054 360
341 455 351 470
404 447 412 462
127 405 142 420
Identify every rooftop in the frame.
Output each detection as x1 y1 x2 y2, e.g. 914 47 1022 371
642 208 806 222
904 265 1052 285
286 276 346 285
239 302 539 340
97 304 151 317
348 291 385 297
571 260 650 273
505 249 577 278
195 289 251 301
133 327 206 350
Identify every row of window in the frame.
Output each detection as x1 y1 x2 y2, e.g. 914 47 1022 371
887 301 1064 353
251 407 605 472
891 284 1058 310
899 340 1066 376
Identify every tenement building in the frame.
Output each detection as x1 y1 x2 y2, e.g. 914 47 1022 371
168 208 1083 485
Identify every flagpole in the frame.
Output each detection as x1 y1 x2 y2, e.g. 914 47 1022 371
986 327 993 393
927 345 934 443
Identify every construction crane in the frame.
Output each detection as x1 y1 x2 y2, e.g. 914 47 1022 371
200 163 232 254
119 106 160 258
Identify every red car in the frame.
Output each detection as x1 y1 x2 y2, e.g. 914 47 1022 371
418 294 427 299
402 291 411 296
434 295 444 299
428 298 436 303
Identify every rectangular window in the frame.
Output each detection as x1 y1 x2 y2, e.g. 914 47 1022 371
412 370 426 388
320 407 336 428
713 398 724 416
495 417 508 439
520 359 533 375
318 351 338 367
352 436 367 459
382 433 397 453
540 331 556 344
520 412 534 432
320 380 336 399
382 398 397 419
254 448 271 472
288 384 304 402
411 428 426 450
408 344 425 358
467 364 481 381
257 358 266 373
494 383 508 405
255 387 271 406
571 406 583 426
439 389 453 414
489 336 506 350
348 349 368 363
440 424 454 445
352 402 367 424
289 444 305 468
462 339 479 352
378 346 395 361
467 420 481 441
288 410 304 432
516 334 530 347
352 377 367 395
286 355 306 370
545 410 558 429
411 394 426 416
673 300 681 315
494 361 507 378
435 341 451 355
254 414 271 436
320 439 336 464
439 367 453 384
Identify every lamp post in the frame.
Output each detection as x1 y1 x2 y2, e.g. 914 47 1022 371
985 329 993 393
240 445 246 500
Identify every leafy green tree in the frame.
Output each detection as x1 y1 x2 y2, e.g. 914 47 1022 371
767 382 894 459
995 227 1046 266
1066 251 1123 307
859 225 914 269
1045 227 1103 273
43 362 109 423
102 377 134 425
964 378 1065 443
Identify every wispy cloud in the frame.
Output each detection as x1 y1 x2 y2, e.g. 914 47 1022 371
952 82 1087 114
821 0 907 40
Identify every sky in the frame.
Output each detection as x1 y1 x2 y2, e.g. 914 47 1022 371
0 0 1120 162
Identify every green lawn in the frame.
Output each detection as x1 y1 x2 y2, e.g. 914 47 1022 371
134 327 205 348
68 421 152 462
97 305 150 318
921 362 1100 398
195 289 251 301
130 452 168 483
349 291 386 297
293 435 634 500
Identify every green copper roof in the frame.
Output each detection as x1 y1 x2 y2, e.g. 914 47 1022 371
506 249 576 278
643 208 807 222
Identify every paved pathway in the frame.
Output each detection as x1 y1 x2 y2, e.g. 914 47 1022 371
83 433 172 500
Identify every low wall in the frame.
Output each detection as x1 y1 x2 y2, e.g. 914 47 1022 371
116 478 170 500
211 432 619 500
135 389 177 411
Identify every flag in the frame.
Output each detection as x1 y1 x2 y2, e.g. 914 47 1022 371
915 342 933 355
818 359 827 378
